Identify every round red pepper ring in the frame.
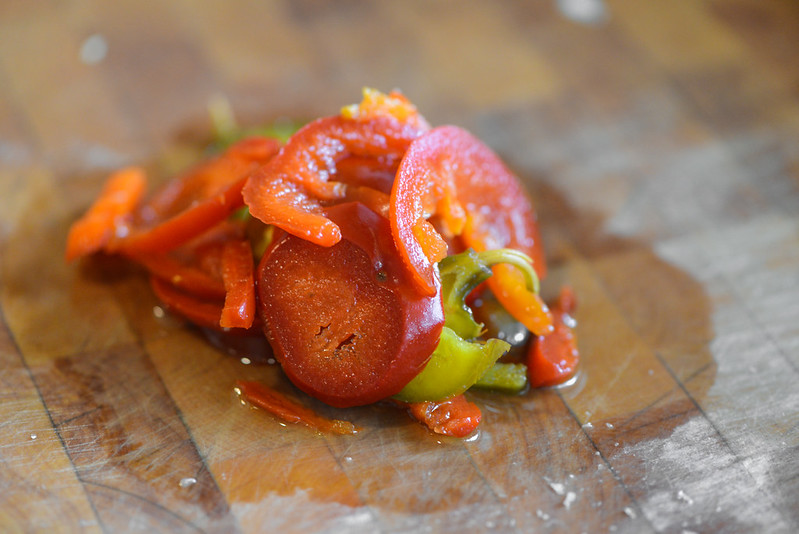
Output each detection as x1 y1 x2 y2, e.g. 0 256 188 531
256 202 444 408
390 125 552 335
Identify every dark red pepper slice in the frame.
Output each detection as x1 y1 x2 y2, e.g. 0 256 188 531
257 202 444 408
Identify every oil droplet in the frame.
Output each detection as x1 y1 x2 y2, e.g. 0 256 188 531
30 433 37 440
153 306 165 319
605 422 614 429
344 456 353 463
240 357 251 365
179 477 197 488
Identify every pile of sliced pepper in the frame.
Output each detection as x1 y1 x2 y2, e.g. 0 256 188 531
66 88 579 438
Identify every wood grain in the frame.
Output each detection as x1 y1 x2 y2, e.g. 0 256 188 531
2 1 799 532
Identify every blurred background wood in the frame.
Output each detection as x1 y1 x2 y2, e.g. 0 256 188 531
1 0 798 532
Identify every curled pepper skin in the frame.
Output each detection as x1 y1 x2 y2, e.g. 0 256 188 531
242 90 429 247
390 126 552 335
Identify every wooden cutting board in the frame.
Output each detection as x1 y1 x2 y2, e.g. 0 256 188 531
2 1 798 532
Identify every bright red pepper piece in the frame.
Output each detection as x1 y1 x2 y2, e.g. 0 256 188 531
390 125 551 335
149 275 225 330
236 380 360 435
220 240 256 329
112 177 248 256
403 395 482 437
141 137 280 223
528 286 579 387
112 138 279 256
132 253 226 299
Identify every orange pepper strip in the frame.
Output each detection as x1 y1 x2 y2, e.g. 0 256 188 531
149 275 224 330
112 177 248 256
65 167 147 262
487 264 552 336
400 395 482 438
132 253 226 299
220 240 256 329
528 286 579 387
235 380 360 435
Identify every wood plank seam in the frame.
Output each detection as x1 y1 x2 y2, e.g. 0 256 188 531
586 251 796 529
0 303 107 533
553 390 655 531
652 347 796 530
82 480 207 533
133 331 244 534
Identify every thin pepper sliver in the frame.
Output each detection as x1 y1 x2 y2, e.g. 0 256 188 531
65 167 147 262
236 380 360 435
220 240 256 329
132 253 227 299
111 177 249 256
149 275 225 330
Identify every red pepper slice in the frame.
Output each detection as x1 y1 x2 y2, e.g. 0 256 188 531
112 176 248 256
235 380 359 435
149 275 225 330
65 167 146 261
390 125 551 334
528 286 579 387
141 137 280 222
257 202 444 408
401 395 482 438
220 240 256 329
112 138 280 256
133 252 226 299
242 91 429 248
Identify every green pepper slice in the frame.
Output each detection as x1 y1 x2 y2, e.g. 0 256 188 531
395 248 540 402
472 362 529 394
393 327 510 403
